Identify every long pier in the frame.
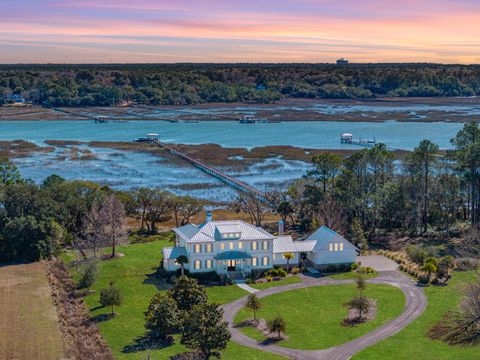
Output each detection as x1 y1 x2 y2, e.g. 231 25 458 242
151 140 267 200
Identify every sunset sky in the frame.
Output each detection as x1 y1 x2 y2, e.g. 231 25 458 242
1 0 480 64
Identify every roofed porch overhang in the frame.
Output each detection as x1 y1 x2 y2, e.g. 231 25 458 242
214 251 252 261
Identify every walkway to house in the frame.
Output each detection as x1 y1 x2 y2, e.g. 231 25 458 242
223 266 426 360
236 283 259 293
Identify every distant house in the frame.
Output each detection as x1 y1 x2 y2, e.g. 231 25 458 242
336 58 349 65
162 212 358 279
6 94 26 103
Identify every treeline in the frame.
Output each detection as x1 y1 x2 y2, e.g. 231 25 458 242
0 164 203 262
0 63 480 106
270 121 480 254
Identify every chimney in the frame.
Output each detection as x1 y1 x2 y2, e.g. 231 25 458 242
278 219 284 235
206 211 213 223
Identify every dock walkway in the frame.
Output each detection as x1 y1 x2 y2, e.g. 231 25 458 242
152 140 267 200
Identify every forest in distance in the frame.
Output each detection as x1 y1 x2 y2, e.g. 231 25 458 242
1 63 480 107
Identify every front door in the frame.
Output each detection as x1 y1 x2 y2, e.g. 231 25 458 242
227 260 236 271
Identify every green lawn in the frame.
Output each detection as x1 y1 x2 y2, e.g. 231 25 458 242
234 284 405 350
328 271 379 280
353 271 480 360
64 240 285 360
250 275 302 290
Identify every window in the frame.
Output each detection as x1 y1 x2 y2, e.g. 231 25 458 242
205 259 213 269
205 243 213 253
194 260 201 270
329 243 344 252
238 241 243 250
262 241 269 250
273 254 276 260
194 244 201 254
262 256 269 266
229 242 234 250
220 243 225 250
252 257 258 267
251 241 258 251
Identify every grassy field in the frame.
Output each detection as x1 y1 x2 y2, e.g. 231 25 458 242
64 240 285 360
234 284 405 350
250 275 302 290
353 271 480 360
0 262 64 360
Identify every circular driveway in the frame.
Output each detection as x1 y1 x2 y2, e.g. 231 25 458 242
223 258 425 360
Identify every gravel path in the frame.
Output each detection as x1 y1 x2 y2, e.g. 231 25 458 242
223 270 426 360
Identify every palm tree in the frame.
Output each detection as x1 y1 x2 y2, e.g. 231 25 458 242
268 317 286 339
422 257 438 283
283 253 294 272
245 294 262 321
176 255 189 276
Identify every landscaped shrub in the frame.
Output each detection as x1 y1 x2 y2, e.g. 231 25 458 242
326 265 338 273
186 271 221 285
264 268 288 278
78 259 98 289
350 262 359 271
265 275 273 282
455 258 479 271
291 267 300 275
358 266 375 274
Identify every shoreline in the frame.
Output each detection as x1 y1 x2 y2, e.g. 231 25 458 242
0 97 478 123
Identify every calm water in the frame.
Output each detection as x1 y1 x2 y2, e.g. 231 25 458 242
0 119 465 200
0 120 464 149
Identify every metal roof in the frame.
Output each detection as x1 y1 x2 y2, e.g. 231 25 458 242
306 226 358 251
162 246 187 259
273 236 317 253
214 251 252 261
175 220 273 243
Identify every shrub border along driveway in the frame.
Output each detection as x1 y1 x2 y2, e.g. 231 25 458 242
223 270 426 360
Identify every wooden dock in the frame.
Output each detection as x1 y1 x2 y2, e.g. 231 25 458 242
151 140 267 200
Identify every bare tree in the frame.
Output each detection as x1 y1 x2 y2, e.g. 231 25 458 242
134 188 154 231
231 192 270 226
100 195 128 258
456 225 480 258
82 202 108 257
429 272 480 346
317 195 344 231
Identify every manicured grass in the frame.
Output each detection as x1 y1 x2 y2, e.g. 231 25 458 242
235 284 405 350
250 275 302 290
353 271 480 360
64 240 285 360
328 271 378 280
0 262 64 360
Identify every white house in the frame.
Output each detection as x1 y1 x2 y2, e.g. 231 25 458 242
162 212 358 278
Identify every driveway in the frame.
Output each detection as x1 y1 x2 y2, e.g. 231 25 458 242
356 255 398 272
223 267 426 360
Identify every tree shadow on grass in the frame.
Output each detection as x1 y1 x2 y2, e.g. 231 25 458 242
122 333 173 354
91 312 115 323
143 267 171 291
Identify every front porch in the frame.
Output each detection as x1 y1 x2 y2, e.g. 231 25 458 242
214 251 252 275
